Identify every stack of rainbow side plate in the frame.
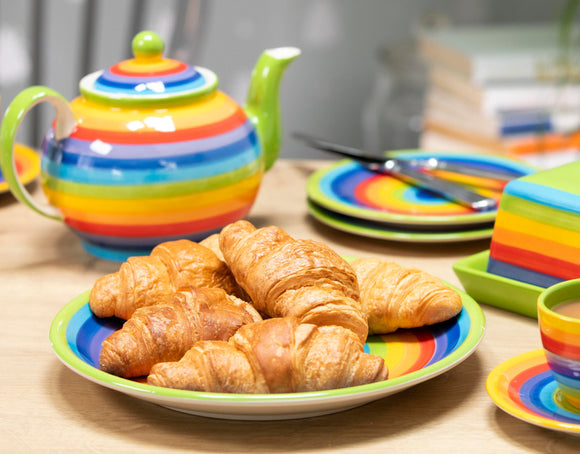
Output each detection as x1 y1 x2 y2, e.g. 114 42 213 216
306 151 537 243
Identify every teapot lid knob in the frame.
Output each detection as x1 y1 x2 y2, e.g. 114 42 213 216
132 31 164 61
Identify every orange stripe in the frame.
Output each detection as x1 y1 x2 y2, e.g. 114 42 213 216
109 60 187 76
492 226 580 265
111 58 184 75
56 191 258 224
69 91 238 131
69 107 247 144
65 203 252 237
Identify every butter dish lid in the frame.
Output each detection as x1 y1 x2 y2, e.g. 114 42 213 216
79 31 217 106
513 159 580 196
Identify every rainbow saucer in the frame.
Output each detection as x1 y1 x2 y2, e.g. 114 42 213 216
0 144 40 194
487 349 580 435
307 151 537 228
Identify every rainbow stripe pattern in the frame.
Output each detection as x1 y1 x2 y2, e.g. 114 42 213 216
66 300 471 382
538 285 580 409
487 161 580 287
486 349 580 433
39 33 262 261
307 151 536 226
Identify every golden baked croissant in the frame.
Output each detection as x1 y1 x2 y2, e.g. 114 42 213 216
99 286 262 378
218 220 369 343
89 239 242 320
351 257 462 334
199 234 224 261
147 317 388 393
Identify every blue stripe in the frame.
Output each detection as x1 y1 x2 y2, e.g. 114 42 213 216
69 303 122 366
486 257 562 288
66 304 93 361
500 122 552 136
44 128 259 170
49 121 256 160
78 227 222 251
93 75 206 95
320 162 371 205
505 180 580 214
42 146 261 185
520 371 580 424
426 309 465 366
97 67 201 87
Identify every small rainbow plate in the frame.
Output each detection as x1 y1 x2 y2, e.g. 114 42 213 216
307 151 537 228
0 144 40 194
487 349 580 435
49 284 485 420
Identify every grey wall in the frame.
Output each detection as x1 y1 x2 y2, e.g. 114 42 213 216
0 0 568 158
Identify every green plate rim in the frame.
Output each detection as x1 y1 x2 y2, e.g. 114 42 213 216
308 199 494 243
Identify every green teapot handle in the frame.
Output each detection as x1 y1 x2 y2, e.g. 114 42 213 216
0 86 76 220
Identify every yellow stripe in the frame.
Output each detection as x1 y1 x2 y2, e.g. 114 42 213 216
59 197 252 225
44 174 261 215
539 305 580 337
495 211 580 246
383 331 421 378
70 91 238 131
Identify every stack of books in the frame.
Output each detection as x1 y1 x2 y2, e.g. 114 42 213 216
418 24 580 168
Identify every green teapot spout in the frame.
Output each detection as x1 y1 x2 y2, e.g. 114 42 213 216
244 47 301 171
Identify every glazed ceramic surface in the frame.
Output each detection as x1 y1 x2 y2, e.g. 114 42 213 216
50 285 484 420
308 199 494 243
0 31 299 261
487 349 580 435
538 280 580 408
488 160 580 288
306 152 537 227
453 250 543 318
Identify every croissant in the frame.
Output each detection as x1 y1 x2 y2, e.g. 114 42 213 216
218 220 369 343
199 234 224 261
89 239 242 320
147 317 388 393
351 257 462 334
99 286 262 378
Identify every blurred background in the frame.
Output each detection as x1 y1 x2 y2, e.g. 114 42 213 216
0 0 571 159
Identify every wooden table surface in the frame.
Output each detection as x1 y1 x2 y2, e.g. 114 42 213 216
1 159 578 453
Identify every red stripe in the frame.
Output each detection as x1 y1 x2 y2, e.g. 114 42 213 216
490 242 580 280
65 204 253 238
109 61 188 77
507 363 549 411
407 329 435 373
69 108 247 144
540 332 580 361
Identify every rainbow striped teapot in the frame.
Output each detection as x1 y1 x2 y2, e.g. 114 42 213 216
0 31 300 261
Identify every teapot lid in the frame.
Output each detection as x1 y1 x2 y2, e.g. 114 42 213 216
79 31 218 106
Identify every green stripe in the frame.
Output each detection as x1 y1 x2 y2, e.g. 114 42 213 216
41 160 262 199
366 335 389 358
501 195 580 233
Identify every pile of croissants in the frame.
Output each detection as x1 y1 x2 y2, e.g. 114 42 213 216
89 220 462 394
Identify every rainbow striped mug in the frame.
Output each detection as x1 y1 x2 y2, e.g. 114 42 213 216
0 31 299 261
538 279 580 409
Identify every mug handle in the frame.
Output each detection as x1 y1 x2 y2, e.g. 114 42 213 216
0 86 76 220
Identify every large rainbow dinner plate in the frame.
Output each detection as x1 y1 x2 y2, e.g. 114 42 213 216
0 144 40 194
49 285 485 420
307 151 537 228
